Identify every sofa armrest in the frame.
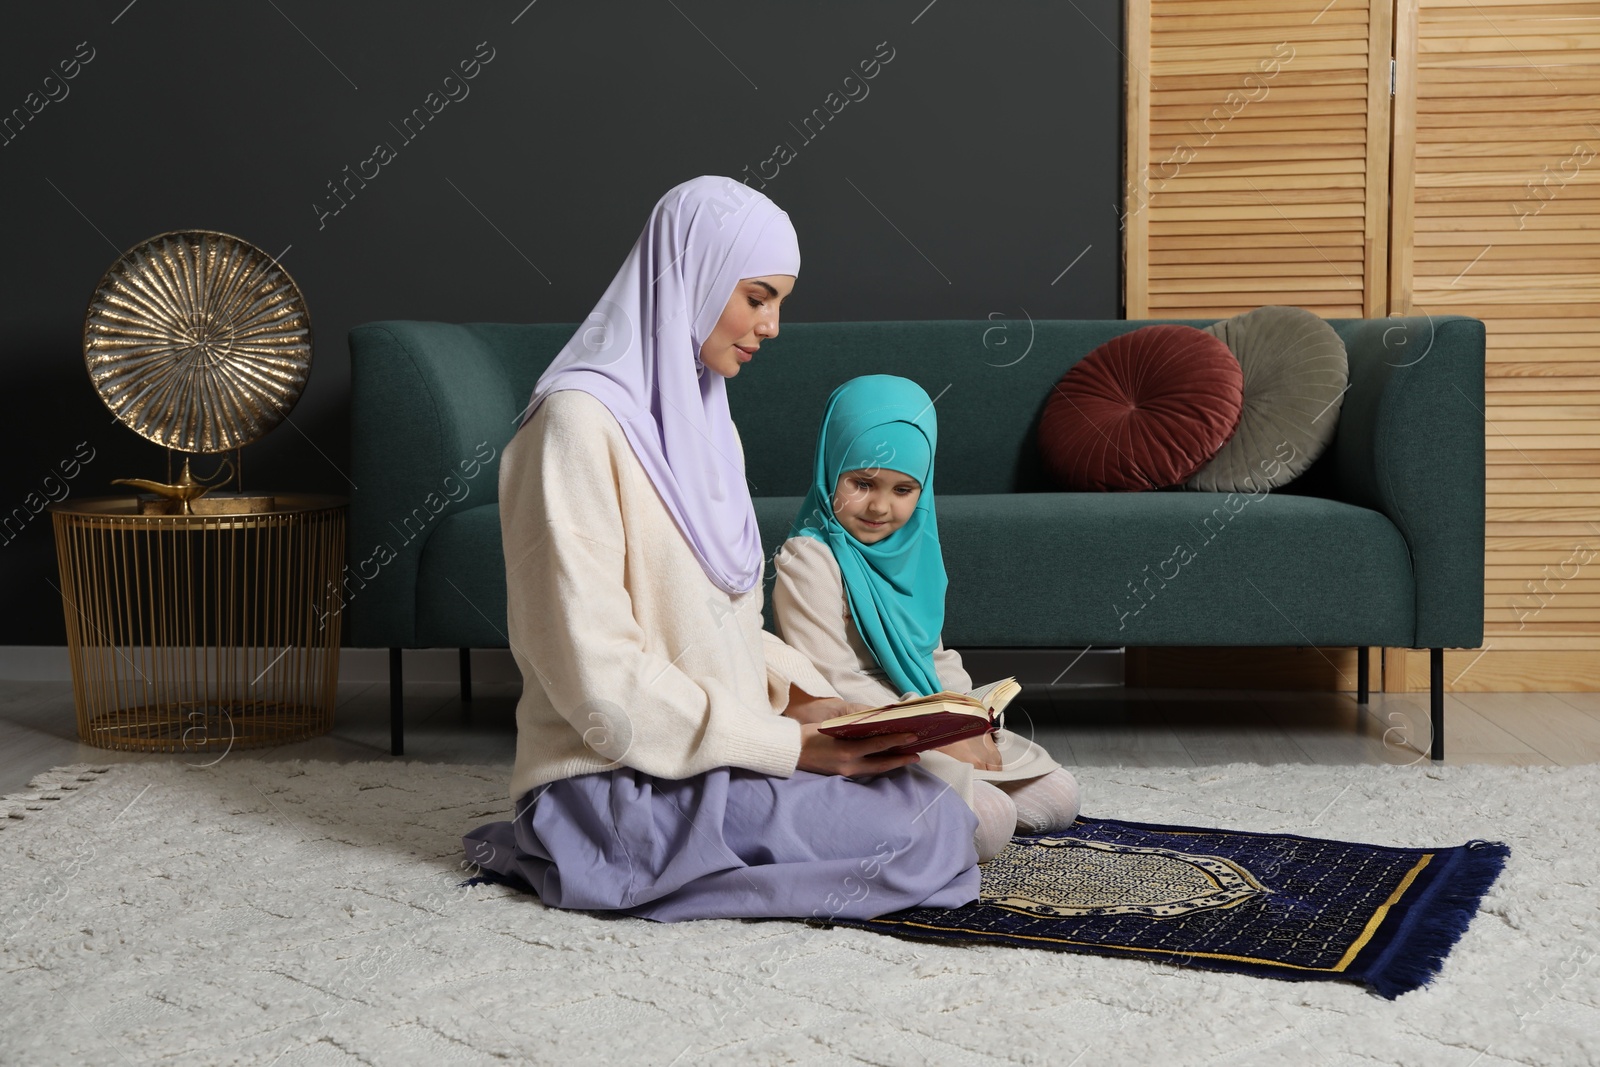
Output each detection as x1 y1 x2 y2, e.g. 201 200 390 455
346 321 518 648
1331 314 1486 649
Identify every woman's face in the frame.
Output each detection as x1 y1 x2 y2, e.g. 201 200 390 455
699 274 795 378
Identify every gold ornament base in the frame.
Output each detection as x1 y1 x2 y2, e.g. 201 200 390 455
135 493 277 516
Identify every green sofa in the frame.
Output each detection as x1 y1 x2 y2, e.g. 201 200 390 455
347 316 1485 759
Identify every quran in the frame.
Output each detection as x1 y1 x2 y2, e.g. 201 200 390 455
817 677 1021 756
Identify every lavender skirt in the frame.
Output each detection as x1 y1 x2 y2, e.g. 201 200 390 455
461 764 980 923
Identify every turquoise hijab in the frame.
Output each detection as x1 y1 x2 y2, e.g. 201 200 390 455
789 375 947 697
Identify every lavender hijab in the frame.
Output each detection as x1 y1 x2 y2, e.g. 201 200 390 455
515 176 801 595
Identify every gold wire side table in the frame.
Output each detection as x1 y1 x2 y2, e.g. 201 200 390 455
49 494 347 753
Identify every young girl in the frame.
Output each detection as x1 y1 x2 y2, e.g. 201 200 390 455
773 375 1082 862
461 178 981 921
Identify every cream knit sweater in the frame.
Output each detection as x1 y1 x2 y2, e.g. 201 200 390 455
500 390 841 803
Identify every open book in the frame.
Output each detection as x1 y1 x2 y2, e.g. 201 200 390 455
816 677 1022 756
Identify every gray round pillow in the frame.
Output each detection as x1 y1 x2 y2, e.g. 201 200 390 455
1186 306 1348 492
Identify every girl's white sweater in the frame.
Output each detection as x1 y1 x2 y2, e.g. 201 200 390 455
771 534 1062 798
771 535 974 706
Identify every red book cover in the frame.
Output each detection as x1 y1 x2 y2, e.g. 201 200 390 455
818 709 994 756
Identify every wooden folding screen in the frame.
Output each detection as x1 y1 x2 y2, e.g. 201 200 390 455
1385 0 1600 691
1124 0 1600 691
1124 0 1394 318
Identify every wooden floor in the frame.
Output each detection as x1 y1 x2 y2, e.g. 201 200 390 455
4 680 1599 796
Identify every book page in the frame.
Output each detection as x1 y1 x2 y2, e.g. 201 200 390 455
967 678 1004 703
966 677 1021 714
821 697 987 728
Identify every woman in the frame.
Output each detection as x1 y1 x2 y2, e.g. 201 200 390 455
461 176 980 921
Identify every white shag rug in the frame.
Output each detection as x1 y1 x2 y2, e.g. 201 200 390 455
2 759 1597 1067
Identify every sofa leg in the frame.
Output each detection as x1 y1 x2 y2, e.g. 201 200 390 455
460 647 473 705
1356 646 1369 705
390 648 405 758
1430 648 1444 762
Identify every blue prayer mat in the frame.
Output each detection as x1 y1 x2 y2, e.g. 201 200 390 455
825 815 1510 999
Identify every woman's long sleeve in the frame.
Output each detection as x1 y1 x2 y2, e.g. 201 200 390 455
502 393 801 787
739 589 842 708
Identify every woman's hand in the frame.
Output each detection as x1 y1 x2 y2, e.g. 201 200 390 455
935 731 1004 772
781 684 872 725
797 724 922 777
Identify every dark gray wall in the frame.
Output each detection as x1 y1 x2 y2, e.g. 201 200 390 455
0 0 1122 644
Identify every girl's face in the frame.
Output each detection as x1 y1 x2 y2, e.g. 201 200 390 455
831 467 922 544
699 274 794 378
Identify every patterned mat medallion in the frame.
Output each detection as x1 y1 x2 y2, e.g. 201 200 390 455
827 816 1509 999
982 835 1269 919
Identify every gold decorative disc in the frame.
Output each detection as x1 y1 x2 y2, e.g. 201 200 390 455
83 230 311 453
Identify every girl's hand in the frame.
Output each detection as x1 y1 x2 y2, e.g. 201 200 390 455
935 732 1004 772
797 725 922 777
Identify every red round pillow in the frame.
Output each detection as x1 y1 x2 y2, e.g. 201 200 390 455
1039 324 1244 491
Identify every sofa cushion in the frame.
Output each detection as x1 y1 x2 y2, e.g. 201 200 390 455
1188 306 1349 492
757 492 1414 648
1037 325 1244 491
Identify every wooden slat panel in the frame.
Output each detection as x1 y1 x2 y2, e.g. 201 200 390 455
1126 0 1152 318
1488 487 1600 508
1150 219 1360 235
1417 49 1600 66
1487 422 1600 436
1158 120 1369 137
1153 26 1373 48
1127 0 1599 689
1391 0 1419 314
1158 10 1369 29
1387 648 1600 692
1155 12 1372 32
1481 463 1600 478
1126 647 1365 691
1478 579 1600 588
1129 0 1389 319
1392 0 1599 685
1157 0 1363 13
1490 510 1600 524
1485 548 1600 561
1489 374 1600 387
1478 409 1600 422
1487 535 1600 548
1485 622 1600 633
1487 522 1600 534
1153 260 1368 275
1150 247 1365 262
1147 294 1365 308
1420 235 1600 251
1485 442 1600 454
1156 183 1371 201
